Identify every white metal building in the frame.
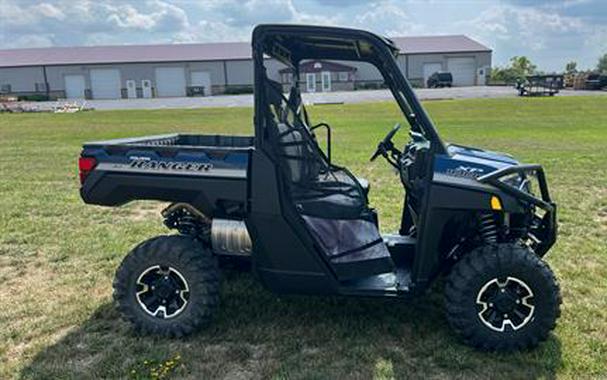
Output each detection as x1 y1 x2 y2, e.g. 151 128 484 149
0 35 491 100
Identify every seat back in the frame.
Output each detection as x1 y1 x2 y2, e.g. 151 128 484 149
276 123 306 183
265 80 324 187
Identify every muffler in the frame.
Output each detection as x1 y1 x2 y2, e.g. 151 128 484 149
211 219 252 256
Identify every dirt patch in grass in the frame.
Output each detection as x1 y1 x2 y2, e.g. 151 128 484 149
122 202 167 222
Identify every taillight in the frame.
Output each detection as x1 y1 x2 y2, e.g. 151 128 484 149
79 156 97 184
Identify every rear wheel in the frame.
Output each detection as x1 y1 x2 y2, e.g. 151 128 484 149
113 235 219 337
445 243 561 351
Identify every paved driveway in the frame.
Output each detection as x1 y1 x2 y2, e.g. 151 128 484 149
29 86 607 111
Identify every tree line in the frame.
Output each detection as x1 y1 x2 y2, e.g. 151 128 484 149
490 53 607 83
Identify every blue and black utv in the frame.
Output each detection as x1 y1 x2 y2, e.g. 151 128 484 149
79 24 561 351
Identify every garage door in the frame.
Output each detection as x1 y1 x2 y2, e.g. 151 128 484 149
155 67 186 97
190 71 211 96
90 69 121 99
423 63 442 87
64 75 85 99
447 57 476 86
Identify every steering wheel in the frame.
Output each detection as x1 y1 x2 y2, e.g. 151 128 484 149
370 123 402 161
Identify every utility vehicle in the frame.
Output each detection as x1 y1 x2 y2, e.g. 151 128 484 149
79 24 561 351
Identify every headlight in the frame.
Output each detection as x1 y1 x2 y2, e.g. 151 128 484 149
501 173 524 188
501 173 533 193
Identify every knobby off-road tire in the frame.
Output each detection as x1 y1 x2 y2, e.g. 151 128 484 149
113 235 219 337
445 243 561 351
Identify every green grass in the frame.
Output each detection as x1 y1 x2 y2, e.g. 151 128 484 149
1 96 606 379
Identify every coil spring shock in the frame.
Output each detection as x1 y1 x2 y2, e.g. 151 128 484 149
479 213 498 243
162 203 211 242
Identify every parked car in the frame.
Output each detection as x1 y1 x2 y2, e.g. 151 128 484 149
427 71 453 88
585 73 607 90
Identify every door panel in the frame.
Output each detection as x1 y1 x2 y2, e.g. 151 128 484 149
155 67 186 97
306 73 316 92
190 71 211 96
141 80 152 98
90 69 121 99
126 80 137 98
447 57 476 86
64 75 85 99
321 71 331 92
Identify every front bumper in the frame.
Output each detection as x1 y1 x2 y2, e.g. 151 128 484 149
478 164 557 256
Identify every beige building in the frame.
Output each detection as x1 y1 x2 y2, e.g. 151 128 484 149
0 35 491 99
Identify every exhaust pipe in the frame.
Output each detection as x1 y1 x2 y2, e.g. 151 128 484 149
211 219 252 256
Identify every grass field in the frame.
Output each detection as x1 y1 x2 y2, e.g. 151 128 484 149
1 96 606 379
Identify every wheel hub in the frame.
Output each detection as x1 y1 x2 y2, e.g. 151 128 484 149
493 291 518 313
476 276 535 332
135 265 189 319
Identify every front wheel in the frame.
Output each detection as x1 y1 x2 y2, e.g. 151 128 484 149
445 243 561 351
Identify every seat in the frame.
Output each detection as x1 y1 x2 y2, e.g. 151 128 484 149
276 122 366 219
268 81 393 280
282 86 371 198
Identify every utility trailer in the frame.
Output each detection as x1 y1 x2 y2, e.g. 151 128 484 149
516 74 563 97
80 24 561 351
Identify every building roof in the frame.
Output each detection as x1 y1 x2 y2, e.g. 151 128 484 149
390 35 491 55
0 42 252 68
0 35 490 68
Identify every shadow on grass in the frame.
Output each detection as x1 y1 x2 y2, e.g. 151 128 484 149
21 270 562 379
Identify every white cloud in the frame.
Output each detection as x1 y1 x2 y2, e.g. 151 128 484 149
174 20 251 43
105 1 189 32
0 0 193 47
352 1 420 36
106 5 158 30
0 0 604 71
463 4 585 51
8 34 55 48
37 3 66 20
173 0 338 43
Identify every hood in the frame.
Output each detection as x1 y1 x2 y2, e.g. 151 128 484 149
448 144 519 165
434 144 520 179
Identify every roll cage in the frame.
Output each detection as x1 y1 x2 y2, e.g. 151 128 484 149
251 24 447 155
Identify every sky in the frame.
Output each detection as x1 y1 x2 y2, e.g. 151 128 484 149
1 0 606 72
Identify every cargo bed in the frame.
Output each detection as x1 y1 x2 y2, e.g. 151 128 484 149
80 134 254 218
